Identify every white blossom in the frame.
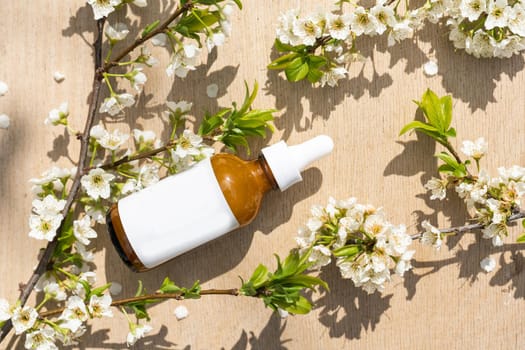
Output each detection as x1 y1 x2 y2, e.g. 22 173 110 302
32 195 66 216
87 0 121 20
166 45 200 78
459 0 487 21
319 66 347 87
105 22 129 42
508 4 525 36
98 128 129 150
0 114 10 129
166 100 192 114
99 93 135 116
420 220 443 249
127 323 153 346
73 215 97 246
424 177 448 200
174 305 189 320
151 33 167 46
43 282 67 302
128 68 147 92
482 223 507 246
173 130 203 158
12 305 38 335
46 102 69 126
24 327 58 350
88 294 113 318
0 80 8 96
86 205 106 224
292 16 322 45
64 296 89 322
53 71 66 83
276 9 302 45
29 214 63 241
206 32 226 51
90 123 106 140
75 242 95 262
480 256 496 272
0 299 12 321
350 7 379 36
308 245 332 269
461 137 487 159
81 168 115 200
370 2 396 35
423 60 438 76
485 0 509 30
388 19 414 46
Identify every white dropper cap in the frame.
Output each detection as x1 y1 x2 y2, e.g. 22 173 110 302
261 135 334 191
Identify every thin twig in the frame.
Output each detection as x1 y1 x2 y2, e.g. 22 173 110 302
83 140 177 173
410 211 525 240
38 288 240 318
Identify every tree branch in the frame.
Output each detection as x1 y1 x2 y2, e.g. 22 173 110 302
0 3 202 343
410 211 525 240
0 18 107 343
38 288 240 318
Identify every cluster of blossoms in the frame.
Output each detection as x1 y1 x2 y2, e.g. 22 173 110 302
296 197 414 294
273 2 425 86
422 137 525 248
428 0 525 58
273 1 525 86
0 279 113 349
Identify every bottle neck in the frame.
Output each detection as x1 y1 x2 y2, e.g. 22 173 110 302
257 155 279 192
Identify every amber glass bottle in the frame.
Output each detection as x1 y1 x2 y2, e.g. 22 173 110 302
107 135 334 272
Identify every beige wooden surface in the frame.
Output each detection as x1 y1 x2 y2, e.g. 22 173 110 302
1 1 525 349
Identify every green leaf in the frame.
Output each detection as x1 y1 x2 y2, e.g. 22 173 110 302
248 264 270 289
274 39 296 52
268 53 300 70
175 10 220 34
141 20 160 38
416 89 445 131
285 59 309 82
399 121 439 136
441 95 453 130
159 277 182 294
436 152 459 168
307 68 323 83
280 295 312 314
517 233 525 243
307 55 328 69
90 283 112 297
332 244 360 258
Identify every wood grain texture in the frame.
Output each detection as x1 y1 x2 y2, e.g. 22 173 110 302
1 1 524 349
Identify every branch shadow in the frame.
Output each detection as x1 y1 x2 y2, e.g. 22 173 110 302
383 107 470 251
417 22 525 112
313 262 393 340
228 312 291 350
405 238 525 301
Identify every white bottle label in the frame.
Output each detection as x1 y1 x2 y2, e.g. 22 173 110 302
118 158 240 268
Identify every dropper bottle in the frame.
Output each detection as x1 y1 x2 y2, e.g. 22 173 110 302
107 135 334 272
